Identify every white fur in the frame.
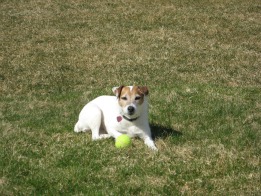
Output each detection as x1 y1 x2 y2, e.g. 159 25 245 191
74 86 157 150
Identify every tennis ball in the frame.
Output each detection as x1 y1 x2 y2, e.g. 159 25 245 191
115 134 131 148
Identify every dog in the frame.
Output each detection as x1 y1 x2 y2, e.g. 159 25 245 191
74 85 157 150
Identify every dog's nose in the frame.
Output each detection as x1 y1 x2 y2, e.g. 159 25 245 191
127 106 135 114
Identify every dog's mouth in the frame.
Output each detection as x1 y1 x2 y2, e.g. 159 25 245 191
121 105 141 121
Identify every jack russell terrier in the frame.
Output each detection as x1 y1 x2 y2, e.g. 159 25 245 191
74 85 157 150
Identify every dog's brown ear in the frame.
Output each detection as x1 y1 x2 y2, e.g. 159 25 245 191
138 86 149 96
112 86 124 98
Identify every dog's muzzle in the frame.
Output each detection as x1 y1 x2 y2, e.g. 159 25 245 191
127 106 135 115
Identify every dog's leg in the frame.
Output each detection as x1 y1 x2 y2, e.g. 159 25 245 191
106 128 122 139
74 104 105 140
138 126 158 150
74 121 91 133
86 105 103 140
139 127 158 150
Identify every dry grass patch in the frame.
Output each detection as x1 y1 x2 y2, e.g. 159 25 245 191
1 0 260 195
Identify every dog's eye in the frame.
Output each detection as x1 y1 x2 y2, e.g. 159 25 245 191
121 97 127 100
135 96 141 100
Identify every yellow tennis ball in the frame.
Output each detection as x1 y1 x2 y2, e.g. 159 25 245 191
115 135 131 148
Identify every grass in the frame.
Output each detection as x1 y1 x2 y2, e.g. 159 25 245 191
1 0 260 195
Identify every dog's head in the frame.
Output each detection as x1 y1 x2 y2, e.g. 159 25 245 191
112 85 149 120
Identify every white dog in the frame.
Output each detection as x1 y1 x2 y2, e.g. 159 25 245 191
74 85 157 150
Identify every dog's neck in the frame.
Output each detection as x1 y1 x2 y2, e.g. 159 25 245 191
123 115 139 122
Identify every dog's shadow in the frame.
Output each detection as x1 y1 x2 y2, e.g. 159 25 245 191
150 124 182 140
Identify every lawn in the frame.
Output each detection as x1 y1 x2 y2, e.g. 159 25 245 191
1 0 260 195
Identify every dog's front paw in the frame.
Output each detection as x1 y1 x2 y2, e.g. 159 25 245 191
92 134 111 140
150 145 158 151
92 135 101 140
144 138 158 151
99 134 111 139
147 144 158 151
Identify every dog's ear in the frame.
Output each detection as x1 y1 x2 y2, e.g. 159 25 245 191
112 86 124 98
138 86 149 96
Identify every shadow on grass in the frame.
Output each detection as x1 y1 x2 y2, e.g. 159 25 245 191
150 124 182 140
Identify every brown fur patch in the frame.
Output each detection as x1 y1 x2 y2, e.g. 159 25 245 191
138 86 149 96
118 86 147 107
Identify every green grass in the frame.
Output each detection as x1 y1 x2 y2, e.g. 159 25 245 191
1 0 260 195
